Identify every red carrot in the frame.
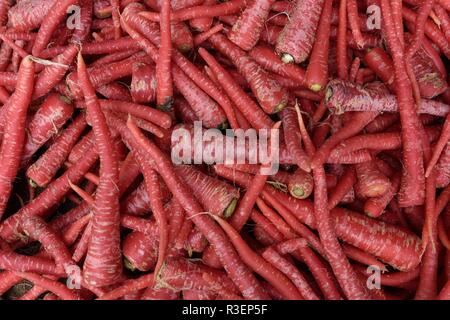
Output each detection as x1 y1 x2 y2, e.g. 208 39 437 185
336 0 348 80
15 272 79 300
305 0 333 92
77 53 122 287
287 169 314 199
32 0 78 56
354 160 391 198
325 79 449 116
347 0 364 48
193 23 223 45
275 0 324 63
208 33 289 114
22 94 74 163
210 214 303 300
0 56 34 219
228 0 275 50
281 105 311 172
156 0 173 107
123 230 158 272
25 113 86 186
249 44 306 86
198 47 273 129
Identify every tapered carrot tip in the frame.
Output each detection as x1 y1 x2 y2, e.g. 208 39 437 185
281 53 295 64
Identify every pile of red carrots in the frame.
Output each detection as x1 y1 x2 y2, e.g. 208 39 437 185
0 0 449 300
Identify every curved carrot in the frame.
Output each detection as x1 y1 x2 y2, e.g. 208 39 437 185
77 53 122 287
0 56 34 219
210 214 303 300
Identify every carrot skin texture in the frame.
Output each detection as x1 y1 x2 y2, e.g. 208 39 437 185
228 0 275 51
77 53 122 287
336 0 348 80
305 0 333 92
208 33 288 114
275 0 324 63
0 56 34 219
157 0 173 107
111 116 270 300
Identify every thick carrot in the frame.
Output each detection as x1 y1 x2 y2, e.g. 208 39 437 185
305 0 333 92
22 94 74 163
325 79 449 116
228 0 275 50
287 169 314 199
208 33 289 114
281 105 311 172
189 0 215 31
175 165 239 217
275 0 324 63
77 53 122 287
7 0 54 31
354 160 391 198
131 62 156 104
96 82 132 101
123 230 157 272
347 0 364 48
0 56 34 219
364 173 401 218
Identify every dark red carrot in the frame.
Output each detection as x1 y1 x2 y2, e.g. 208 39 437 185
141 0 247 21
305 0 333 92
130 62 156 104
228 0 275 50
347 0 364 48
0 56 34 219
208 33 289 114
96 82 132 101
435 142 449 188
275 0 324 63
15 272 79 300
22 94 74 163
33 44 78 100
77 53 122 287
363 48 395 90
354 160 391 198
98 273 155 300
0 250 63 276
123 230 157 272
